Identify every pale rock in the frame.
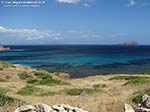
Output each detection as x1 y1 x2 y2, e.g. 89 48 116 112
14 105 35 112
14 104 88 112
141 94 150 108
124 104 135 112
52 105 65 111
73 107 88 112
34 103 53 112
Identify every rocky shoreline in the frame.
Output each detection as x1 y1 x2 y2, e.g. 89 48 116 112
0 45 10 51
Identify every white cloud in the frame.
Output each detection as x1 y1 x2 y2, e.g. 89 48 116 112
82 3 90 7
56 0 80 4
128 0 136 6
0 26 112 44
0 26 59 41
56 0 94 7
0 26 37 33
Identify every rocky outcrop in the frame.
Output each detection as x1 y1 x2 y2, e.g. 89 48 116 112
124 94 150 112
0 45 10 51
14 104 88 112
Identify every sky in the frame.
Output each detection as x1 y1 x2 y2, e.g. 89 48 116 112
0 0 150 45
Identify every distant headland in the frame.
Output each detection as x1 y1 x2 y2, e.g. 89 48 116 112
118 40 138 46
0 45 10 51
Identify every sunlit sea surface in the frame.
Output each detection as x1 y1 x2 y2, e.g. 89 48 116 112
1 45 150 78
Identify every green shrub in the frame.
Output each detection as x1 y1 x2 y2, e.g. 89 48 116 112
27 79 39 84
0 87 16 106
0 78 7 82
0 87 9 95
109 76 150 85
0 61 16 68
34 71 52 79
0 67 4 71
18 72 31 80
144 72 150 75
133 89 150 104
27 71 69 86
17 85 56 96
39 78 63 86
63 88 102 96
93 84 106 88
0 95 16 106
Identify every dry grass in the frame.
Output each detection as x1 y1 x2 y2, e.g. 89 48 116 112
1 62 150 112
1 74 149 112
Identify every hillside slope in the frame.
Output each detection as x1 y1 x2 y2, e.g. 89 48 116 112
0 61 150 112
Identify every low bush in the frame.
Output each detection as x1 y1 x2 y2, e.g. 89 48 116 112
27 79 39 84
0 88 9 95
17 85 56 96
34 71 52 79
27 71 69 86
93 84 106 88
0 78 7 82
144 72 150 75
0 61 16 68
132 89 150 104
0 67 4 71
109 76 150 85
18 72 32 80
63 88 102 96
0 87 16 106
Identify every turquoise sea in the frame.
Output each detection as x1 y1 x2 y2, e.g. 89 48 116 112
1 45 150 78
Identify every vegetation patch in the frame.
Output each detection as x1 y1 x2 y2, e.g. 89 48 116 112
18 72 32 80
0 87 16 106
93 84 106 88
0 78 7 82
0 87 9 95
143 72 150 75
0 61 16 68
27 71 69 86
133 89 150 104
17 85 56 96
0 67 4 71
62 88 102 96
109 76 150 85
27 79 39 84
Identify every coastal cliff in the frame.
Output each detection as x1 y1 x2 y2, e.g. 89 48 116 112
0 45 10 51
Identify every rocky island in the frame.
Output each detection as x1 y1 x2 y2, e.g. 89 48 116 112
119 40 138 46
0 45 10 51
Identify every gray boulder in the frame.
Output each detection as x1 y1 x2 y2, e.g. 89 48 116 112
141 94 150 108
14 104 88 112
